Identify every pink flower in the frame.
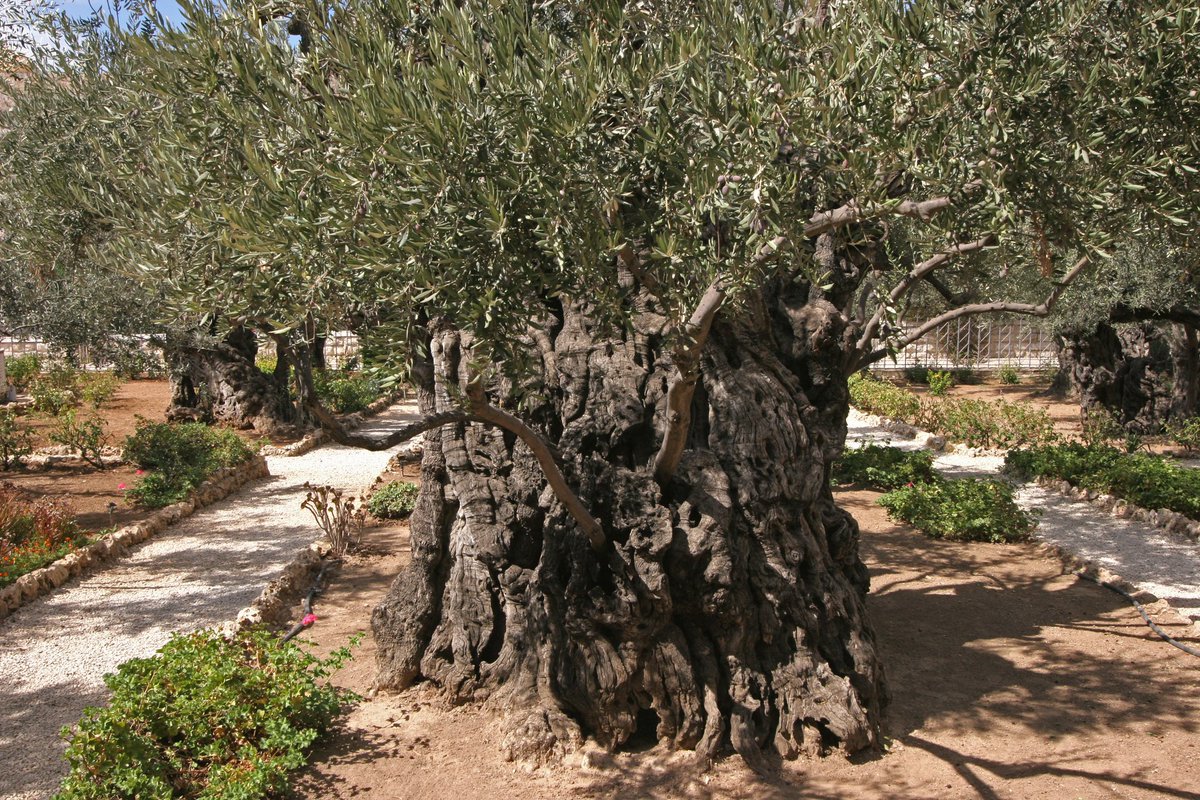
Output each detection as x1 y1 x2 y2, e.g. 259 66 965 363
302 613 318 626
117 483 127 490
135 470 144 476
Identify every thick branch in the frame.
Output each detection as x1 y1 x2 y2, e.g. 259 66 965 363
804 182 981 239
465 382 606 551
308 401 472 450
856 255 1091 368
855 234 997 353
653 277 727 486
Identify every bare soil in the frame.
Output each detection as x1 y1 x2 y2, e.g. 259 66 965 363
4 380 173 533
289 488 1200 800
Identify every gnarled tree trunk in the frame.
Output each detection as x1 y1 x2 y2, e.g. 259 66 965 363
371 269 886 763
165 324 299 434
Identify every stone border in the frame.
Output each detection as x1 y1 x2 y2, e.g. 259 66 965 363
258 392 403 457
221 540 334 634
0 455 271 621
1031 475 1200 544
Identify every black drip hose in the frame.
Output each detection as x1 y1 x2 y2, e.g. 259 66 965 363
280 559 338 645
1076 572 1200 659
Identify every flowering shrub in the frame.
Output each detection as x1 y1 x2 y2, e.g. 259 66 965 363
926 370 953 397
0 483 86 587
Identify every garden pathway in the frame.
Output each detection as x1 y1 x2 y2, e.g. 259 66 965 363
846 409 1200 628
0 401 422 800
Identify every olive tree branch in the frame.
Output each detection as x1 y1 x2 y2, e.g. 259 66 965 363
855 255 1092 369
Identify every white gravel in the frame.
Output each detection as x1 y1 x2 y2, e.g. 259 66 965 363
0 402 421 800
846 409 1200 626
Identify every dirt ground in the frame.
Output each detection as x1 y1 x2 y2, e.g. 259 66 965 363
288 488 1200 800
4 380 173 532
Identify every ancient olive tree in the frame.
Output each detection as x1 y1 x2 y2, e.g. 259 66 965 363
10 0 1200 762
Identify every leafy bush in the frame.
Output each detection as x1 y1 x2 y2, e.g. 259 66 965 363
848 373 920 421
1166 416 1200 453
1 483 86 587
5 354 41 389
917 396 1057 450
124 420 254 508
313 371 382 414
832 445 937 490
55 628 354 800
1006 443 1200 520
997 365 1020 385
30 365 83 415
367 480 420 518
255 354 279 376
878 478 1036 543
0 409 33 470
927 370 953 397
110 349 163 380
80 373 121 409
49 411 110 468
1080 407 1124 448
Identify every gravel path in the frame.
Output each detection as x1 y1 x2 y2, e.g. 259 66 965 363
846 409 1200 627
0 402 421 800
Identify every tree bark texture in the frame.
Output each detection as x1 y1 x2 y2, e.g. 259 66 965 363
371 256 886 764
165 325 298 434
1061 321 1194 432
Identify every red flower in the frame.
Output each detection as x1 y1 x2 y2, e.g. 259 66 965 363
117 483 127 490
135 470 144 476
301 613 318 626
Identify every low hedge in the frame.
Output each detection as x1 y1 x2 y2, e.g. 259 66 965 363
877 478 1037 543
1006 443 1200 520
832 445 938 490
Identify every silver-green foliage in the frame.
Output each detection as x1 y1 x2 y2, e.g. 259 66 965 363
3 0 1198 387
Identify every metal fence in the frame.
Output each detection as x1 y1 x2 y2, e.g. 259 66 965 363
872 318 1059 372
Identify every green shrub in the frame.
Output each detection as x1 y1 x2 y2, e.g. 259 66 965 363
878 478 1036 543
256 354 279 376
0 409 33 470
313 371 382 414
927 370 953 397
49 411 110 468
848 373 921 421
832 445 938 490
1080 407 1124 448
110 349 162 380
367 481 420 518
30 365 83 415
80 373 121 409
917 396 1057 450
1166 416 1200 453
5 354 41 389
124 420 253 508
1006 443 1200 520
55 628 354 800
997 365 1020 385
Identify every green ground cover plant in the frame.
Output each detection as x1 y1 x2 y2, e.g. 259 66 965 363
367 480 420 519
1006 443 1200 520
123 420 254 508
55 628 354 800
832 445 938 490
877 478 1036 543
0 483 87 588
997 365 1020 385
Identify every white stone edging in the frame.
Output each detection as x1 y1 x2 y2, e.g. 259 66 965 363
1031 475 1200 544
0 455 271 621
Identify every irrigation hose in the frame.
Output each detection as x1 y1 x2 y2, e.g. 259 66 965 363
280 558 339 645
1076 572 1200 659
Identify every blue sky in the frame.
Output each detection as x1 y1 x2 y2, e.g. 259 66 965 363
53 1 188 27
